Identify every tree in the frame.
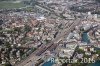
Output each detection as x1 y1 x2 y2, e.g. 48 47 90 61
4 63 12 66
62 63 67 66
5 42 11 48
24 25 31 33
96 50 100 55
14 27 21 32
76 48 84 54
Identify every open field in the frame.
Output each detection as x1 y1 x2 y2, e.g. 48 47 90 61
0 1 27 9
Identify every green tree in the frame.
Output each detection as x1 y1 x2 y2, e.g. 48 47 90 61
4 63 12 66
24 25 31 33
5 42 11 48
76 48 84 54
96 50 100 55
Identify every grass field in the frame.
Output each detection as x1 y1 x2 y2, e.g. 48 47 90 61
0 1 27 9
